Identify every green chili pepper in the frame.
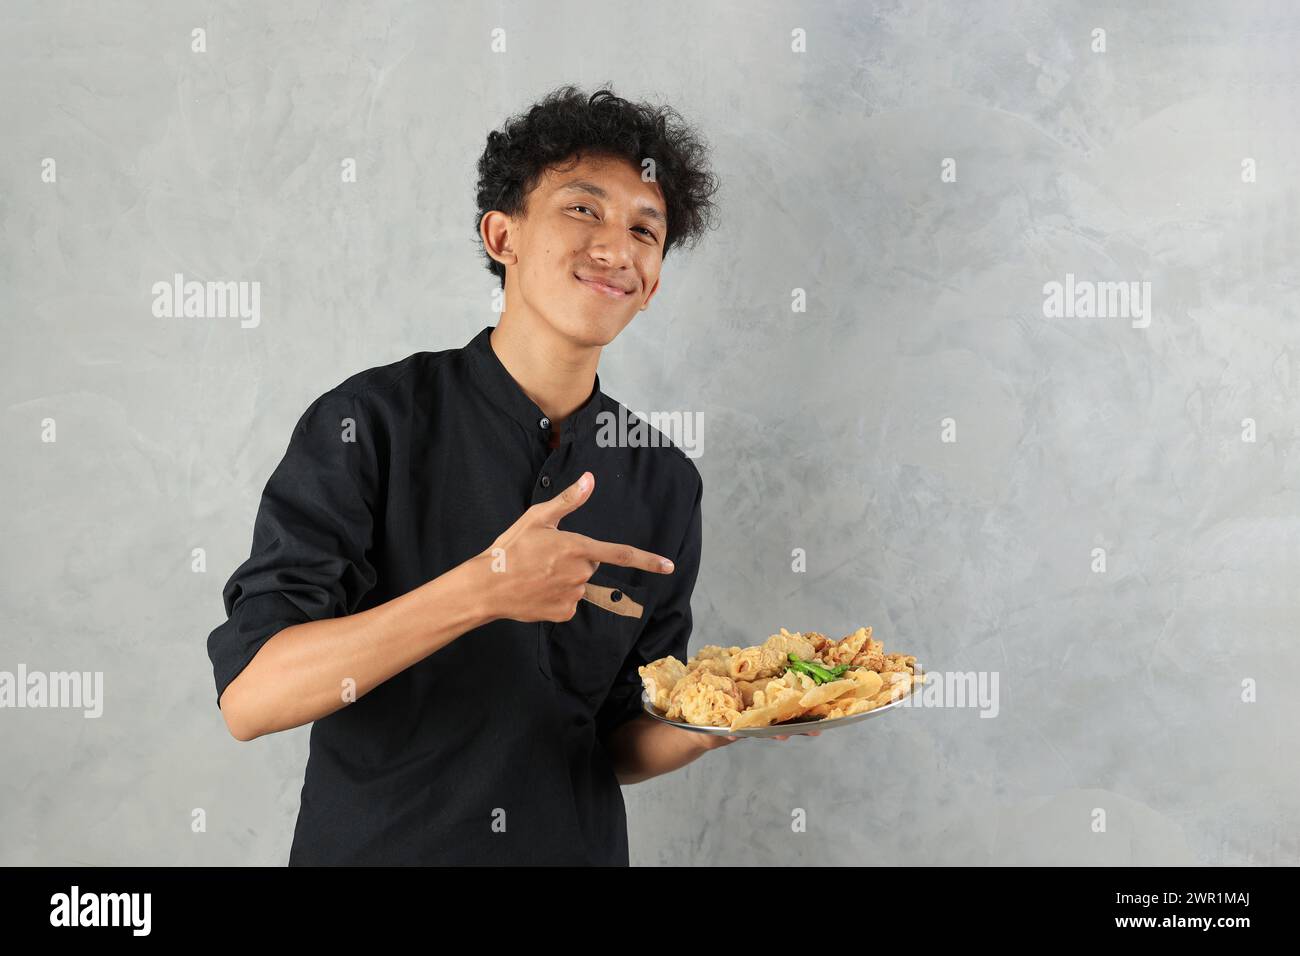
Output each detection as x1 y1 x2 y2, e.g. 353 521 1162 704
786 653 837 684
784 655 815 680
789 661 819 682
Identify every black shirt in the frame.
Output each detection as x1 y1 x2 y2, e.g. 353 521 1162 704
206 324 703 865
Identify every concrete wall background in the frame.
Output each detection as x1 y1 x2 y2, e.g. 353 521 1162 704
2 0 1297 864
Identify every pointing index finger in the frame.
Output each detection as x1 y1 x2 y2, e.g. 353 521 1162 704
575 533 675 574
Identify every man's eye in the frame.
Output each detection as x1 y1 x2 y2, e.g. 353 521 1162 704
571 206 656 241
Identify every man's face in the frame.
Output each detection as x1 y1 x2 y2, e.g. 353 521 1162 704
491 152 666 348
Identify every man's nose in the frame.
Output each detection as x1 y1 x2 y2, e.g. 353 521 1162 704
586 219 637 265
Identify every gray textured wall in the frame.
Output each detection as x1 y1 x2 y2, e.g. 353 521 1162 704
2 0 1297 866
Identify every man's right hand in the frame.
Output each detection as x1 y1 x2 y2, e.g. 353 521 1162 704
477 471 676 624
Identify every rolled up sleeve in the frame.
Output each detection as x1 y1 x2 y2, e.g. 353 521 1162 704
595 468 703 742
206 388 378 708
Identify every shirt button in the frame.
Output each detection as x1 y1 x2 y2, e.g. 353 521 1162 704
540 475 551 488
539 417 550 430
610 590 622 602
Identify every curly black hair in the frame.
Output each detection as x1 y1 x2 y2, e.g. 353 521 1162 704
474 84 720 287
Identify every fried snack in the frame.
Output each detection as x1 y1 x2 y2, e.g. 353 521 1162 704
806 696 885 720
821 626 873 666
872 671 914 706
681 645 741 679
802 630 835 659
798 675 858 709
727 628 818 682
689 657 732 677
637 656 688 711
734 676 783 708
639 626 918 730
850 636 887 672
664 670 744 727
692 644 741 663
756 670 814 700
883 653 917 674
843 669 884 699
729 672 813 730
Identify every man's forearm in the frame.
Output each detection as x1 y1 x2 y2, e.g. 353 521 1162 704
220 555 495 741
603 713 729 785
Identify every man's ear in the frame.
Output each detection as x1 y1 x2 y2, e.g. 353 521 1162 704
480 210 518 271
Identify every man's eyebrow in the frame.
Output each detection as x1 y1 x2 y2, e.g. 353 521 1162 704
555 179 667 227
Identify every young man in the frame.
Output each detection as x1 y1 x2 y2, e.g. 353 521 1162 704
207 86 812 867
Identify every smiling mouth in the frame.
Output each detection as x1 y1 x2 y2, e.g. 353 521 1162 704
575 274 631 298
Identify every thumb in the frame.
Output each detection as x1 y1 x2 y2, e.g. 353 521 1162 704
534 471 594 528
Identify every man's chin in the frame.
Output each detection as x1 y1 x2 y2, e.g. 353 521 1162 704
553 311 633 348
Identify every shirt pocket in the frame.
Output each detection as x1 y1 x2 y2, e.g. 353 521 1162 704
537 570 649 706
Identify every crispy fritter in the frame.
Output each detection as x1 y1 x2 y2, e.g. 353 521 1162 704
664 669 744 727
689 657 731 677
883 653 917 674
692 644 741 662
850 636 886 672
637 656 687 711
807 696 884 720
730 671 814 730
802 631 835 660
734 676 783 708
874 671 914 703
727 628 818 682
822 626 873 666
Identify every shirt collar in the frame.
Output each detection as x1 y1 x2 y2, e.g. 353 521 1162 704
463 324 604 445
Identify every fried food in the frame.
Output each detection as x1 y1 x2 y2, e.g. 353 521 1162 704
693 644 741 662
638 656 688 711
689 657 732 677
875 671 915 703
730 671 813 729
639 626 919 731
806 696 885 720
802 631 836 658
798 675 858 709
821 626 872 666
734 676 782 707
663 669 744 727
883 653 918 674
850 636 887 672
834 668 883 700
726 628 818 682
